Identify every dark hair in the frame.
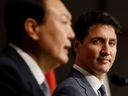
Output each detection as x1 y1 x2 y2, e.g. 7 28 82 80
73 11 121 42
72 10 121 57
4 0 46 43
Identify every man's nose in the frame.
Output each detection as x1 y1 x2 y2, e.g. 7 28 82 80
101 44 110 56
68 26 75 39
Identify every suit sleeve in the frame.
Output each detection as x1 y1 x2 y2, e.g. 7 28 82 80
52 86 83 96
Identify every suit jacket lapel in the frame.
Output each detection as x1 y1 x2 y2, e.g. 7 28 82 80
69 68 97 96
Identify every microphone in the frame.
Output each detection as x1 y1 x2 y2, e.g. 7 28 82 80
110 74 128 86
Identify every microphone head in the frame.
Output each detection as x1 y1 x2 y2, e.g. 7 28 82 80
110 74 128 87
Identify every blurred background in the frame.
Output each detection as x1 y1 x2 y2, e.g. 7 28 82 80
0 0 128 95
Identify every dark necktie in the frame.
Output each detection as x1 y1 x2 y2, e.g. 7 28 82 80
98 84 106 96
40 80 51 96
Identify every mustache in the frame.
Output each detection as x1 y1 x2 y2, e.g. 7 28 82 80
97 56 110 61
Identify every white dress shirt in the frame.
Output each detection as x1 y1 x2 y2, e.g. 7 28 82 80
73 64 103 96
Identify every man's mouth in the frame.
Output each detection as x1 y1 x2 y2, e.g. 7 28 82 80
97 57 111 64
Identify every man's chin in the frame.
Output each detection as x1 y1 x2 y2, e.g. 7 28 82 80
61 56 69 64
53 56 69 69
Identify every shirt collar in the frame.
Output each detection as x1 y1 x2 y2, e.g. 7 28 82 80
10 43 45 85
73 64 103 95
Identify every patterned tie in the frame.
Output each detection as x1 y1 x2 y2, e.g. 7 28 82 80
98 84 106 96
40 80 51 96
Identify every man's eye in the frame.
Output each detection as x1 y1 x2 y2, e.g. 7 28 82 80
92 39 102 45
61 21 67 24
109 42 116 47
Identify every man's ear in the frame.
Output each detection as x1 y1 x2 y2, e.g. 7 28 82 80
73 38 81 53
24 18 39 40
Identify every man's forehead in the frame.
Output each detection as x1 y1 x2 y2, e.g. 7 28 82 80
45 0 71 19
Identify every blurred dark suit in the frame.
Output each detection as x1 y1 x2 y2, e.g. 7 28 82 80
0 46 45 96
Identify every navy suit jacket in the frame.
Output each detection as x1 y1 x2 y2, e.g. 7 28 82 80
53 68 97 96
0 46 45 96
